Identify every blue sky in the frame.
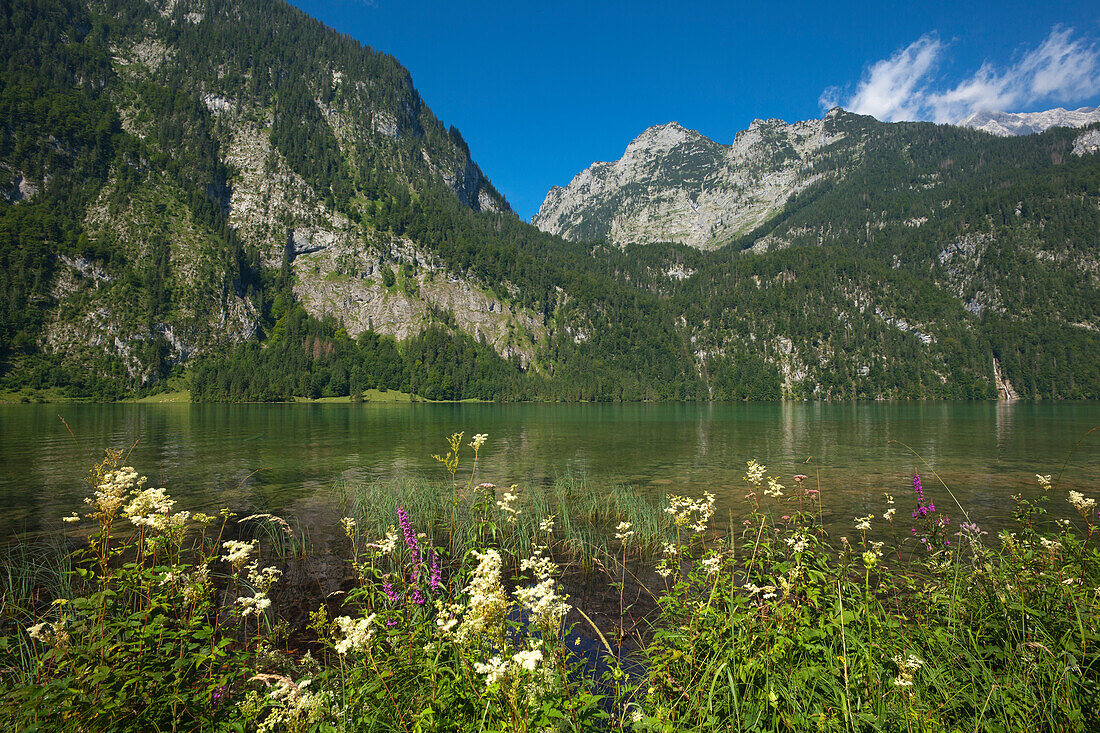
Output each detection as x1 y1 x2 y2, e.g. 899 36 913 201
288 0 1100 219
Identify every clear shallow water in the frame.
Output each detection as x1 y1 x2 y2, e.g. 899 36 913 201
0 402 1096 540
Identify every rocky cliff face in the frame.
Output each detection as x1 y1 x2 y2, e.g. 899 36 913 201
956 107 1100 137
533 112 848 249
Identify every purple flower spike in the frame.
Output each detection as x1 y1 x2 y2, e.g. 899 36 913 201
411 586 424 606
397 506 421 565
429 550 441 591
382 577 398 602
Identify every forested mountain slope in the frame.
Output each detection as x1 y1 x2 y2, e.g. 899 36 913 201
1 0 1097 401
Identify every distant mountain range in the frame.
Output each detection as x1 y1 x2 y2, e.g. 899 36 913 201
956 107 1100 137
2 0 1098 401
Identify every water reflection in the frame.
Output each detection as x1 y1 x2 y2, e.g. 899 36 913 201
0 402 1096 539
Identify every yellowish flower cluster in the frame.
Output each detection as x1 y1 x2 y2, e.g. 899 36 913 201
516 546 570 631
1069 490 1096 516
496 487 522 523
85 466 141 519
221 540 257 570
26 620 69 648
743 582 778 600
333 614 376 655
664 492 716 533
615 521 634 541
892 654 923 687
456 549 509 643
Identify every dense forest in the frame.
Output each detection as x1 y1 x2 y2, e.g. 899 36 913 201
0 0 1097 402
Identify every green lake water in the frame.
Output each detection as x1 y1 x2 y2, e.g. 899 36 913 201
1 402 1097 540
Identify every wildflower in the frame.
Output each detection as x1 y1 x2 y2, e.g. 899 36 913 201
221 540 256 570
516 546 570 630
512 641 544 672
123 487 176 529
656 562 672 578
496 487 522 523
333 614 376 655
615 521 634 541
247 562 282 592
473 656 508 687
457 549 509 643
630 707 645 724
1069 491 1096 516
382 576 398 602
397 507 421 565
869 541 884 557
86 466 141 519
862 551 878 569
855 515 873 532
374 526 398 555
665 492 715 532
429 550 442 591
61 513 81 524
744 460 767 486
892 653 923 688
764 477 784 498
912 474 935 518
701 554 722 575
469 433 488 451
786 533 809 554
793 474 808 485
1040 537 1062 551
539 515 556 534
883 507 896 521
26 621 68 648
237 592 271 617
1036 474 1052 491
662 542 678 557
341 517 355 539
1057 518 1072 530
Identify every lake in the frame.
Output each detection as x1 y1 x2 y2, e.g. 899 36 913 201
1 401 1097 541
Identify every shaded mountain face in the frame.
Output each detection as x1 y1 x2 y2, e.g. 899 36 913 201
533 113 847 250
956 107 1100 137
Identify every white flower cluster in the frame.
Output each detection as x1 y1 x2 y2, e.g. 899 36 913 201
701 554 722 575
247 562 282 591
1040 537 1063 552
516 546 570 631
743 582 778 600
456 549 509 643
744 460 767 486
496 486 522 524
1036 474 1052 491
469 433 488 451
855 514 874 532
764 477 785 499
539 515 556 534
221 540 257 570
472 641 545 689
122 487 182 530
1069 491 1096 516
785 533 809 554
252 675 335 733
333 614 376 655
341 517 355 539
26 620 69 647
85 466 141 518
237 592 271 618
615 521 634 542
892 653 924 687
434 600 464 635
665 492 715 533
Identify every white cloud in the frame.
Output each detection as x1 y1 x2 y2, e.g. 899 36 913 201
823 27 1100 123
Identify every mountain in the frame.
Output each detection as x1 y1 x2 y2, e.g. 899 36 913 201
533 115 844 250
534 110 1100 399
2 2 1098 402
956 107 1100 137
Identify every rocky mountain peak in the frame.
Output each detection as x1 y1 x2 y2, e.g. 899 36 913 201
956 106 1100 136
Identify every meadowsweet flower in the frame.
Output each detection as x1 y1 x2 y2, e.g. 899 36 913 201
473 656 508 687
1040 537 1062 551
61 513 81 524
615 521 634 541
221 540 257 570
512 642 544 672
247 562 282 592
656 562 672 578
764 477 784 498
374 526 398 555
333 614 376 655
457 549 509 643
702 554 722 575
786 533 809 554
539 515 555 534
123 487 176 529
892 654 923 688
1069 491 1096 516
869 541 884 557
855 515 873 532
469 433 488 451
1036 474 1052 490
516 546 570 630
744 460 767 486
86 466 141 519
496 487 522 523
341 517 355 539
665 492 715 532
883 507 896 521
237 592 271 617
